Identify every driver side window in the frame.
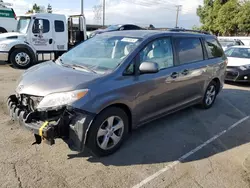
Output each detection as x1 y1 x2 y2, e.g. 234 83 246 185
32 19 50 33
139 38 174 70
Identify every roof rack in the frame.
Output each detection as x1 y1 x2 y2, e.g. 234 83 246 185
166 28 211 35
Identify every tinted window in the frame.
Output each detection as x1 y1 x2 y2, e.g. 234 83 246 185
139 38 174 70
205 38 224 58
32 19 50 33
125 25 141 30
174 37 203 64
55 20 64 32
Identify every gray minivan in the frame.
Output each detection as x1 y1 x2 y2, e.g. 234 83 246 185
7 30 227 156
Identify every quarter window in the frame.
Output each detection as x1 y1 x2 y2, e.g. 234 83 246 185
139 38 174 70
205 38 224 58
32 19 50 33
174 37 203 65
55 20 65 32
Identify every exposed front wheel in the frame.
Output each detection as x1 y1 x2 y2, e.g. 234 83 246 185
200 81 217 109
9 49 33 69
86 107 129 157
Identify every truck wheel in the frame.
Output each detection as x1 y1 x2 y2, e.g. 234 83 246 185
86 107 129 157
9 49 33 69
0 28 7 33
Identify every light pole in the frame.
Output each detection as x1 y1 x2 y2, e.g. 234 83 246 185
175 5 182 28
103 0 105 27
81 0 84 15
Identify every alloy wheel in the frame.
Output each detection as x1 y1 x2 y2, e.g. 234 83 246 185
96 116 124 150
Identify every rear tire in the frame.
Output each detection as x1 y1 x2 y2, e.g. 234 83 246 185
9 49 33 69
86 107 129 157
0 27 7 34
200 81 217 109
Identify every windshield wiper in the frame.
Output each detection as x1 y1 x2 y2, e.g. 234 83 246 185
72 63 97 74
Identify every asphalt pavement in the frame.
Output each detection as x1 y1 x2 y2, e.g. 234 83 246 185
1 64 250 188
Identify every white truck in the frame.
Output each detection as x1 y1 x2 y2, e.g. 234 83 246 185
0 13 87 68
0 2 17 33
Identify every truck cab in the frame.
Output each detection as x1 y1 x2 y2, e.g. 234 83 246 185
0 13 87 68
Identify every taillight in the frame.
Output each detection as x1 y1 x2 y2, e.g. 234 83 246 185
11 8 17 20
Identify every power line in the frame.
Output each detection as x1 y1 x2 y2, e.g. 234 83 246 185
120 0 176 11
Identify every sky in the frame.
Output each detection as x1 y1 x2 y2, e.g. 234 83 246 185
7 0 203 28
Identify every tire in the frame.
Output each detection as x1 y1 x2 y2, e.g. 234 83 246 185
0 28 7 34
200 81 217 109
86 107 129 157
9 49 33 69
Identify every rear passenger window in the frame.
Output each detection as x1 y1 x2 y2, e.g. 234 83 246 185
174 38 203 65
205 38 223 58
55 20 65 32
139 38 174 70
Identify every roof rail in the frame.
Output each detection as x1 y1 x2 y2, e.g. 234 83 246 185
166 28 211 35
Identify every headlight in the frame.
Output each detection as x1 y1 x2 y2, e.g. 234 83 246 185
239 65 250 71
37 89 89 110
0 43 8 49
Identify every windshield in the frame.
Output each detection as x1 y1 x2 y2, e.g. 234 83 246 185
225 47 250 58
16 17 31 34
106 25 122 30
219 40 242 47
60 35 142 74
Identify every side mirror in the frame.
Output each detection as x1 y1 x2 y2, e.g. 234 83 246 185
139 62 159 74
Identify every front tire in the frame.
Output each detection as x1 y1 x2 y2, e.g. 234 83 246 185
86 107 129 157
200 81 217 109
9 49 33 69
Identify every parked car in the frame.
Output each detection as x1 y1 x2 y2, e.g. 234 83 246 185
0 5 17 33
89 24 144 38
225 46 250 82
7 30 227 156
218 38 244 51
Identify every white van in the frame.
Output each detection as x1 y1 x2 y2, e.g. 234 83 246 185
0 13 87 68
0 7 17 33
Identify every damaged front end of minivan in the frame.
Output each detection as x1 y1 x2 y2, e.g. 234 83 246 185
7 92 95 152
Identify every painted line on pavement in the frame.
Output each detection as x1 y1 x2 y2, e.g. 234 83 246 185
132 116 250 188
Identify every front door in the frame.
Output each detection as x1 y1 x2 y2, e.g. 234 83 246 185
133 37 183 123
28 18 54 52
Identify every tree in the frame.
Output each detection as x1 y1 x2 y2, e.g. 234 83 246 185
47 4 52 13
237 1 250 35
26 3 45 14
216 0 240 35
196 0 230 35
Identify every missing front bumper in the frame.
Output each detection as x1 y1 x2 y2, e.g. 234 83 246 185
7 94 95 152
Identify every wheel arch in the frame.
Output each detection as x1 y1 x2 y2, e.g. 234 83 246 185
8 44 36 62
0 27 7 33
95 103 133 133
211 77 221 94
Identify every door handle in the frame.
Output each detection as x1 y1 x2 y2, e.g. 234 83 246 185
181 69 189 75
49 39 53 44
170 72 178 79
34 34 38 37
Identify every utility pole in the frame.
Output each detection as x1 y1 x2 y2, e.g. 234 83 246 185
103 0 105 27
175 5 182 28
81 0 84 15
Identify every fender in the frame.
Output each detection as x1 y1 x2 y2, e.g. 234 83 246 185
9 44 36 62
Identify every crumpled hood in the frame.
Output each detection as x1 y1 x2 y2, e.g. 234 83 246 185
227 57 250 67
0 32 25 41
16 61 100 96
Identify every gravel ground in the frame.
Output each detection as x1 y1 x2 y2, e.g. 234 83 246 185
1 64 250 188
